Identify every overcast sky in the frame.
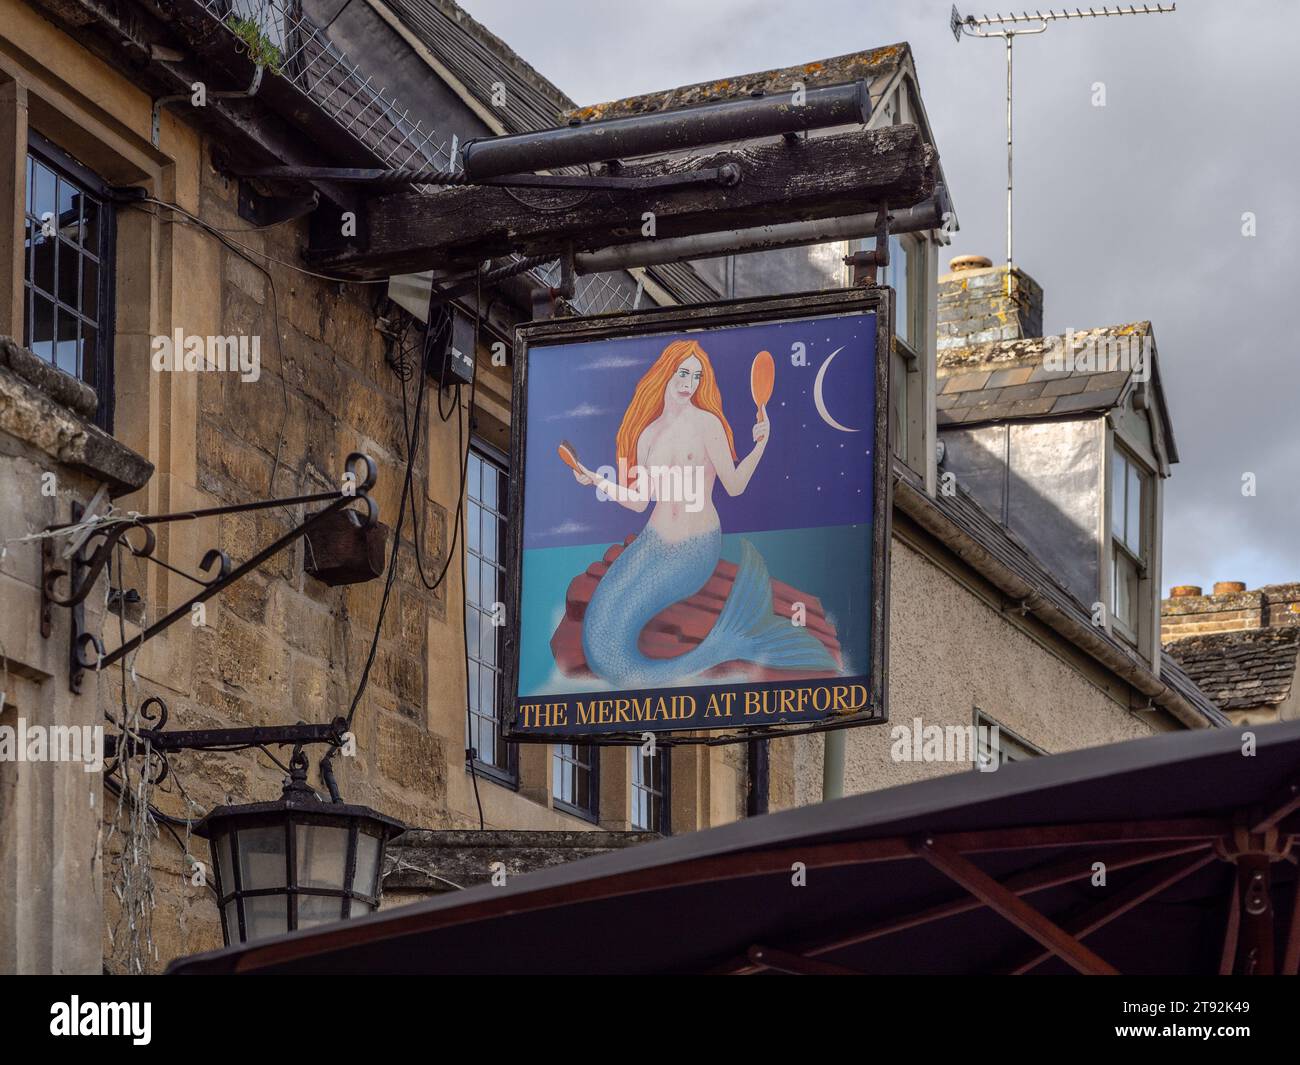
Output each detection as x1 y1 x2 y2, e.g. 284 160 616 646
460 0 1297 595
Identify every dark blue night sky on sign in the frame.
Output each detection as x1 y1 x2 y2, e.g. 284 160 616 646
522 312 876 550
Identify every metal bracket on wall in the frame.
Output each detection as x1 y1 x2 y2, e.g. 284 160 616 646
151 64 265 148
843 203 891 286
237 181 320 227
40 453 379 693
103 695 351 785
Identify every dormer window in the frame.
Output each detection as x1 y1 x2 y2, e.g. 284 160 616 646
1109 443 1151 644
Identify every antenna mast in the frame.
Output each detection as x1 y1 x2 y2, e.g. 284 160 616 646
950 5 1176 293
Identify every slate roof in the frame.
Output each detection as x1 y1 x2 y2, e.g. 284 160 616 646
1164 628 1300 711
551 536 842 682
936 323 1152 428
559 44 910 123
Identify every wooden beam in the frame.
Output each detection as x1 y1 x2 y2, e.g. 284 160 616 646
1233 855 1274 975
1007 851 1216 974
308 124 937 279
744 945 859 975
1219 877 1240 975
917 838 1120 976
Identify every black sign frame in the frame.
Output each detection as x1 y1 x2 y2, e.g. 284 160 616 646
502 286 894 746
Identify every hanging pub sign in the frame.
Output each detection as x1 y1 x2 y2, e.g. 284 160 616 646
502 288 892 741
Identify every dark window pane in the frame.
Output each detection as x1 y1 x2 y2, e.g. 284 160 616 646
31 160 56 226
82 258 98 319
55 311 78 376
25 154 33 212
82 325 98 390
466 555 480 606
57 176 75 233
480 666 495 720
57 239 79 309
82 195 100 251
467 658 480 711
1111 451 1126 542
1126 464 1143 555
30 294 54 362
31 224 54 295
466 499 480 553
466 604 480 658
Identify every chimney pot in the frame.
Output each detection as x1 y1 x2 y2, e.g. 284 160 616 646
1213 581 1247 596
949 254 993 272
1169 585 1202 598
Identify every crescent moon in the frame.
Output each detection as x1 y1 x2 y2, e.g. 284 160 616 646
813 346 859 433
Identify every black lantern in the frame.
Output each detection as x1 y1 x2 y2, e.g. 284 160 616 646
195 749 405 946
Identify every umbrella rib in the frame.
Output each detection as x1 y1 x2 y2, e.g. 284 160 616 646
915 837 1120 976
1005 850 1218 975
1248 779 1300 834
1218 877 1240 975
744 945 860 975
714 841 1210 974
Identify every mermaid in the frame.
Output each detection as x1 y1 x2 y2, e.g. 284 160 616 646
562 338 837 687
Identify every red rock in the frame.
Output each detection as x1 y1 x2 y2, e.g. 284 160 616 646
548 535 844 681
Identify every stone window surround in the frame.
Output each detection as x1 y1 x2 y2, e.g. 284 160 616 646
23 128 117 430
0 48 172 510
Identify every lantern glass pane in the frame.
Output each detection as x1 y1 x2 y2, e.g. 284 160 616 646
215 830 234 898
297 893 345 929
237 826 287 890
295 823 349 890
243 894 288 940
350 898 374 918
223 901 239 942
355 831 381 897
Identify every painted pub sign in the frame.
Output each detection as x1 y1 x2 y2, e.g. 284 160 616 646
503 288 892 741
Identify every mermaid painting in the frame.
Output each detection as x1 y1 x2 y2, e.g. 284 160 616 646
558 338 837 688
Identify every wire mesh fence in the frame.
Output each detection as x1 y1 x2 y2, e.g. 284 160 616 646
199 0 643 316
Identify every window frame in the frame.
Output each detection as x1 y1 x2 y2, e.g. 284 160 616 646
552 742 600 823
973 708 1044 770
23 129 116 430
465 436 518 788
1107 441 1151 645
631 743 670 834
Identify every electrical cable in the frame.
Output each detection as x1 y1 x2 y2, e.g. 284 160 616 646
133 195 389 285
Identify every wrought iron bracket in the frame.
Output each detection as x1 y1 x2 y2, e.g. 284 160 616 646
843 203 891 286
103 696 350 787
41 453 379 692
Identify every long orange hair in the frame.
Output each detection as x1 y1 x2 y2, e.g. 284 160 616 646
615 339 736 488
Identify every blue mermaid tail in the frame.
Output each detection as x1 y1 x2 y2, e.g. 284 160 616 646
581 526 839 687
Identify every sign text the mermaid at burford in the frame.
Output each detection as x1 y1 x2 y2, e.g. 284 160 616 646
503 289 892 739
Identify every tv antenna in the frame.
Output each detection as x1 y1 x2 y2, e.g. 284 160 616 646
951 5 1176 293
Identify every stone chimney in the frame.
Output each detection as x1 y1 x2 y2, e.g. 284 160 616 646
938 255 1044 351
1161 581 1300 644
